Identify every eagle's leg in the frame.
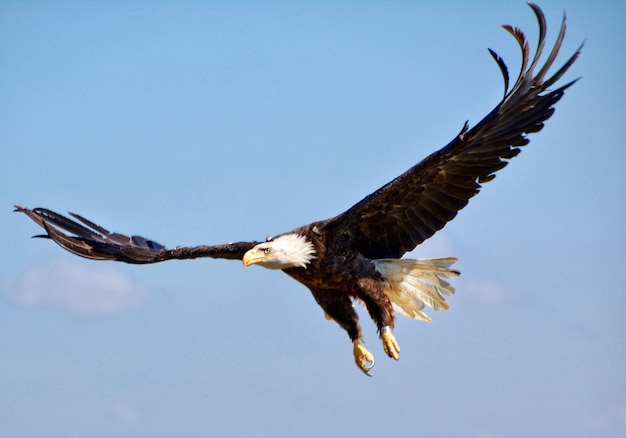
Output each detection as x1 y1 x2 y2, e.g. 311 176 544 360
380 326 400 361
356 278 401 361
353 340 375 376
310 289 374 375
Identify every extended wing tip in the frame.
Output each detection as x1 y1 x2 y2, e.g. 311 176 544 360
488 47 510 97
526 2 546 21
526 2 541 12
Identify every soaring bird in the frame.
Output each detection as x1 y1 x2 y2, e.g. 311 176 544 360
16 3 580 375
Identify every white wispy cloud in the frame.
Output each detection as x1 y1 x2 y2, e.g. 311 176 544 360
462 278 509 304
406 231 459 257
586 402 626 435
108 401 142 426
2 258 154 317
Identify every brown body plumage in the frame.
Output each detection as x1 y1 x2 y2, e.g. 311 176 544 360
284 223 395 344
15 4 581 375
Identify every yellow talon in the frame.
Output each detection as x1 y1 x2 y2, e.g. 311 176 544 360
324 312 333 321
353 340 375 376
381 332 400 361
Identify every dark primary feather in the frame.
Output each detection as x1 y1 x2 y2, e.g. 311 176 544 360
325 3 582 259
13 206 258 264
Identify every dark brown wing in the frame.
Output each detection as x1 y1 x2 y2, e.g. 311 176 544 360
324 3 582 259
14 206 259 264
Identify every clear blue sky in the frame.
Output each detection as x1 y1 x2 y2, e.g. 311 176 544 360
2 1 625 437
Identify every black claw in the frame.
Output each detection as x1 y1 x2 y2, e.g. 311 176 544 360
360 359 375 377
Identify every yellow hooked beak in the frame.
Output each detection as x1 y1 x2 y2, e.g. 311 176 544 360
242 248 268 268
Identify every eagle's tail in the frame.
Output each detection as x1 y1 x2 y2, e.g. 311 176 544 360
373 258 459 322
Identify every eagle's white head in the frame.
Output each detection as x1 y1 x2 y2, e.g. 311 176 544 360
242 234 316 270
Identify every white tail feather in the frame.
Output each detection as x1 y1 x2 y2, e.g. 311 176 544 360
373 258 460 322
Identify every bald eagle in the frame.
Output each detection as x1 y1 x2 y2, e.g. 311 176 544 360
16 4 580 375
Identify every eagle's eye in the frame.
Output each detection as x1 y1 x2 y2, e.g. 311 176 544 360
263 248 271 254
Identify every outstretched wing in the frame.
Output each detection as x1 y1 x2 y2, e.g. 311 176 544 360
325 3 582 259
14 206 259 264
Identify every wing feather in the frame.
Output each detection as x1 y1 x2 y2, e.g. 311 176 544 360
14 206 258 264
324 4 581 259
